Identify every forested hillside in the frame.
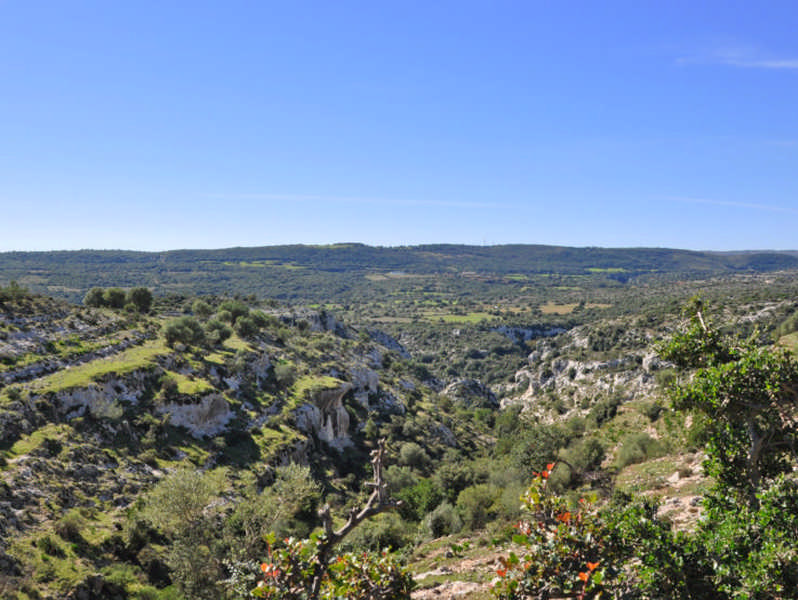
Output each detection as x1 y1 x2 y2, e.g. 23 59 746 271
3 244 798 304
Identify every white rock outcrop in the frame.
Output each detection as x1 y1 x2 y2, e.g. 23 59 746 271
158 393 233 438
294 383 354 450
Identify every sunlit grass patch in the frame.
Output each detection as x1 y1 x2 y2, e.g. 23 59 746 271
33 339 169 394
419 311 494 324
540 302 579 315
586 267 627 273
7 422 72 457
223 334 251 352
163 371 215 395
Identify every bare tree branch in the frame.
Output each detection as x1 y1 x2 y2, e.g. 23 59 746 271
310 439 403 599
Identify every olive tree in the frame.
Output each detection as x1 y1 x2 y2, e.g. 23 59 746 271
83 287 106 307
126 287 153 313
103 287 127 309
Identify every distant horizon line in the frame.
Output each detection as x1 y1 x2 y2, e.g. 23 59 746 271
1 243 797 255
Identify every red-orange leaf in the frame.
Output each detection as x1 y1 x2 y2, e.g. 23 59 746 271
556 511 572 523
587 561 599 571
578 571 589 582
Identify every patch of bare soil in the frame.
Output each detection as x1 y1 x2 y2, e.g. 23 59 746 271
412 545 506 599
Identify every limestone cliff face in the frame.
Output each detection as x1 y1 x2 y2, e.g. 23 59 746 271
55 370 155 418
498 326 666 419
157 393 233 438
493 324 567 342
349 365 379 409
294 383 354 450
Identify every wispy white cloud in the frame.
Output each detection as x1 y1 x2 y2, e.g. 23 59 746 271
668 196 798 215
677 44 798 71
206 192 500 209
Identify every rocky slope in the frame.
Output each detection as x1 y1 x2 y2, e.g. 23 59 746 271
0 296 484 598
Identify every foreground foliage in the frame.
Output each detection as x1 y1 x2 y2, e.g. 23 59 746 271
495 301 798 599
251 440 412 600
252 534 412 599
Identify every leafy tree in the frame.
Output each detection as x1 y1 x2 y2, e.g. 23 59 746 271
205 319 233 346
659 299 798 508
235 315 258 338
395 478 443 521
163 316 206 347
103 287 127 309
140 467 228 599
398 441 429 470
506 423 571 479
126 287 153 312
224 464 320 562
191 299 214 319
456 483 500 530
83 287 106 307
698 475 798 597
0 280 28 302
219 299 250 322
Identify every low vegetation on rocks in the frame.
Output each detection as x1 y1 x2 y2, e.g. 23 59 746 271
2 256 798 599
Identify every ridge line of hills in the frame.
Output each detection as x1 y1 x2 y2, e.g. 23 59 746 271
4 243 798 305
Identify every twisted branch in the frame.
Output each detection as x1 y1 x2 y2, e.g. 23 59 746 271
311 439 402 599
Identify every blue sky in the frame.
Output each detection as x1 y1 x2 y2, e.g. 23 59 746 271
1 1 797 251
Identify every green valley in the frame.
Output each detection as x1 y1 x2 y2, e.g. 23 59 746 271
2 246 798 599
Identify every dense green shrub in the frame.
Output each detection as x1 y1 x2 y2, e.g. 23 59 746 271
205 319 232 345
587 395 622 428
234 315 258 338
83 287 105 307
273 363 296 387
433 461 474 504
342 512 412 552
163 316 206 348
219 300 250 323
423 502 462 538
398 442 429 470
456 483 500 531
127 287 153 312
103 287 127 309
615 432 663 469
395 478 443 521
191 299 213 319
